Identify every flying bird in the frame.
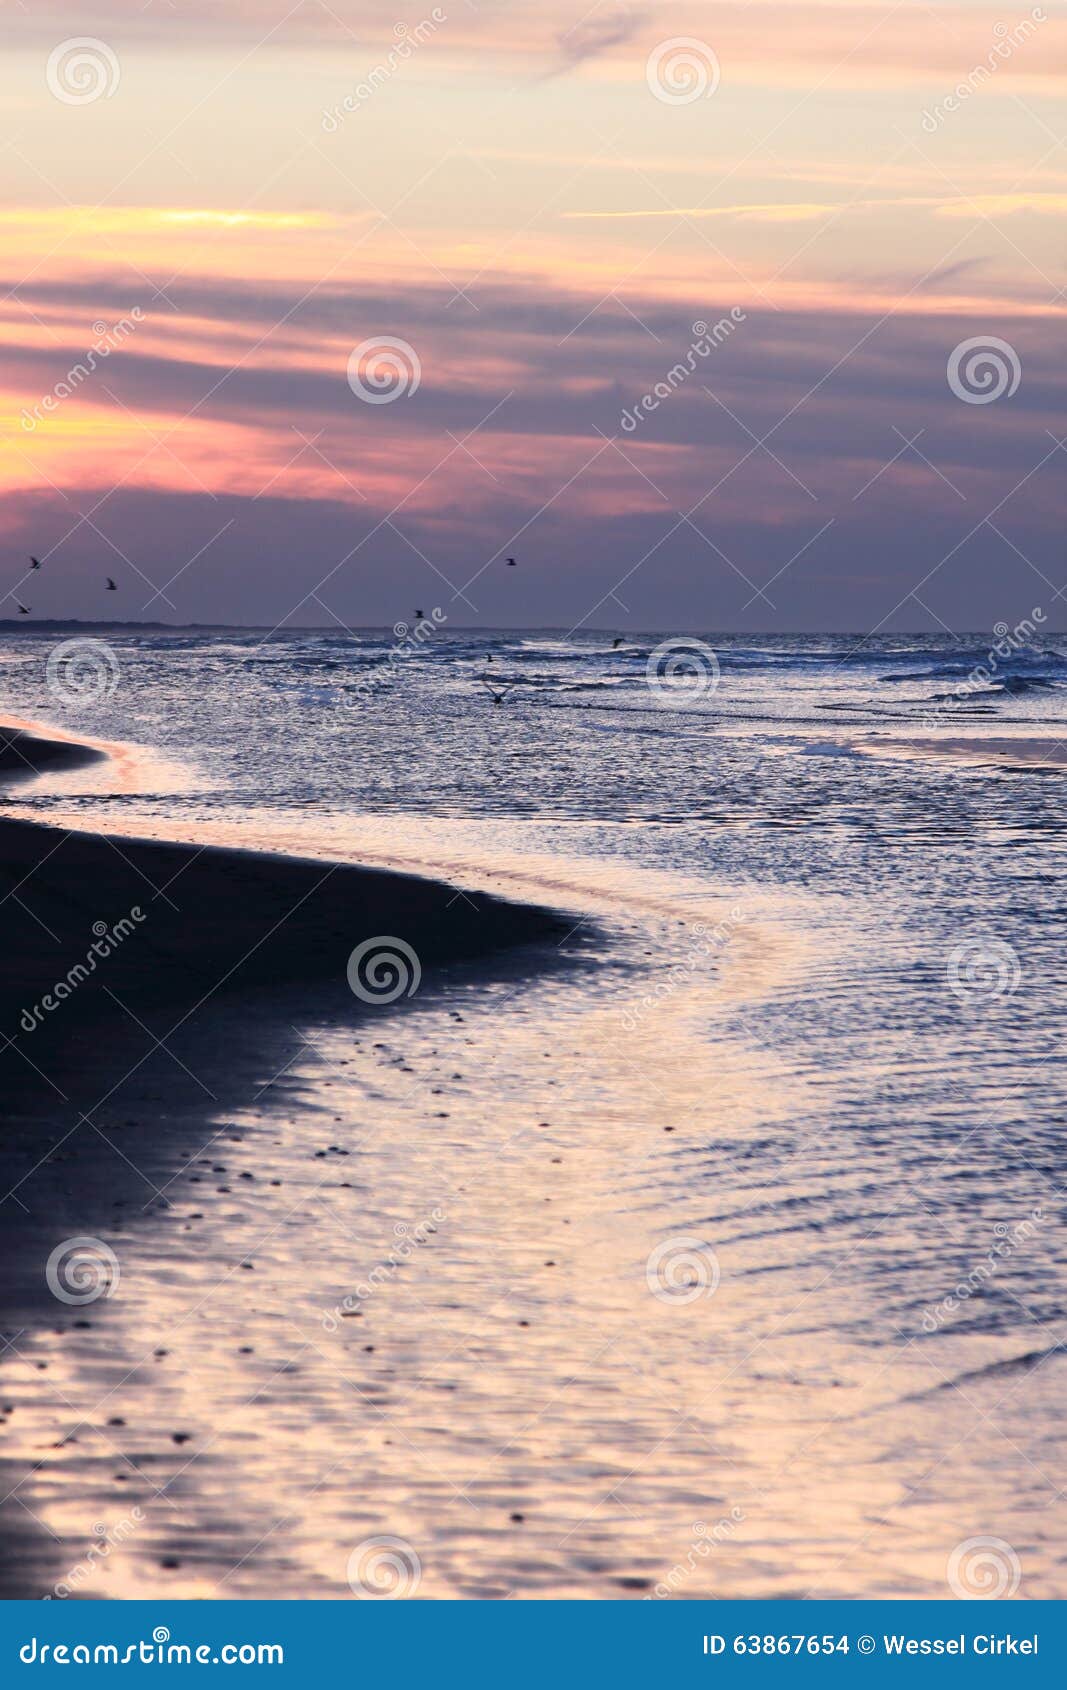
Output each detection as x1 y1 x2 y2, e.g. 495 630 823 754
612 637 625 649
480 677 513 706
105 577 117 591
414 608 424 620
506 557 517 567
16 601 30 615
29 556 41 570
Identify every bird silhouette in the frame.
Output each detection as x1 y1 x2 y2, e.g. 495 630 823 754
16 601 30 615
414 608 424 620
105 577 117 591
506 556 517 567
29 556 41 570
612 637 625 649
480 676 513 705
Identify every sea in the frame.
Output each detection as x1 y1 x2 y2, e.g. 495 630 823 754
0 625 1064 1599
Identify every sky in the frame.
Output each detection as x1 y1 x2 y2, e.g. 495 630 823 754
0 0 1063 631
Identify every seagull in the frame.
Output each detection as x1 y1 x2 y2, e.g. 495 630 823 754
612 637 625 649
506 556 517 567
480 677 513 706
16 601 30 615
29 556 41 570
414 608 424 620
105 577 117 591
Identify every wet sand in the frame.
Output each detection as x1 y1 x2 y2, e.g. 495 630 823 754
0 722 568 1595
3 716 1063 1602
855 734 1067 771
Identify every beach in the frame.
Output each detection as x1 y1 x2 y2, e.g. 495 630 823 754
4 0 1065 1637
0 631 1064 1601
0 720 570 1596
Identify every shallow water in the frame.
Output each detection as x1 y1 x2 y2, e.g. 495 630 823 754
1 628 1065 1598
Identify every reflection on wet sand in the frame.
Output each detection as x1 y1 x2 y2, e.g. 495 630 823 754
3 630 1066 1601
856 734 1067 772
3 827 1060 1599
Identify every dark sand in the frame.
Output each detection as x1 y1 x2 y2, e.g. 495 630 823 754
0 722 566 1595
